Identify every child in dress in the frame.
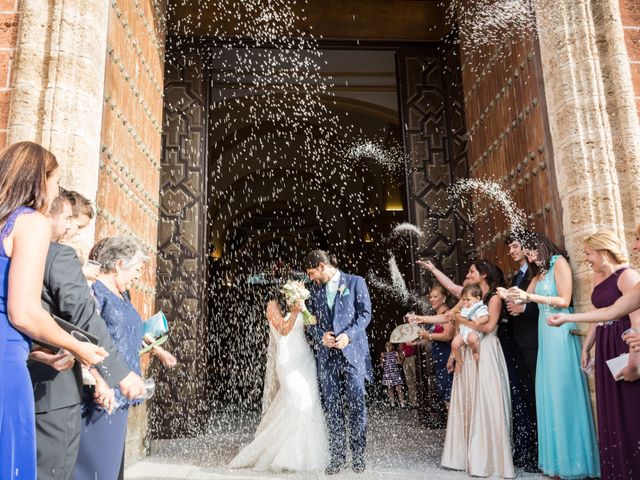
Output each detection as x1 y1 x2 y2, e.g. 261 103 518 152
381 341 405 407
451 283 489 372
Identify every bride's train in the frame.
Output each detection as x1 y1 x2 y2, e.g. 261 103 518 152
229 312 329 472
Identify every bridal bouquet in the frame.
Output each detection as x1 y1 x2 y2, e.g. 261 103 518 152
281 280 317 325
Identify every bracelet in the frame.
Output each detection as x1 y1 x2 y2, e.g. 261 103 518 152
525 293 531 303
428 332 433 341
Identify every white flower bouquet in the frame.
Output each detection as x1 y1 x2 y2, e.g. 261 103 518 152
281 280 317 325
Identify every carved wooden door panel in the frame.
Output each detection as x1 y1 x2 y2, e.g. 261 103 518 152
153 50 210 438
397 44 471 426
397 46 473 289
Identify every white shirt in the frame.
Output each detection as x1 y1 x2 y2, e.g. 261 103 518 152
460 300 489 322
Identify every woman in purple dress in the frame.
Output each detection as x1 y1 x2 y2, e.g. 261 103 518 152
552 230 640 479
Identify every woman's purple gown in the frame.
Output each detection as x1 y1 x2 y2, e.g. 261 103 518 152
592 267 640 480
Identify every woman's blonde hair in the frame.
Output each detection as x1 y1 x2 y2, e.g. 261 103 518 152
584 230 628 265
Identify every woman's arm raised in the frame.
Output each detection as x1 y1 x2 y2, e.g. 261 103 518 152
416 260 463 298
266 300 299 336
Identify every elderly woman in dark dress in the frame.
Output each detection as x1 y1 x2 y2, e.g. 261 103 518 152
73 236 149 480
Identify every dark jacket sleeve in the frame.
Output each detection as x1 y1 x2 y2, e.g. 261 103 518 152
47 245 131 387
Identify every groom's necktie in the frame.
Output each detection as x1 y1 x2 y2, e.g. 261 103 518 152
513 270 524 287
326 284 338 310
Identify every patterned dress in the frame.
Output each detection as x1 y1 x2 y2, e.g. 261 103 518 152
382 350 403 386
73 280 143 480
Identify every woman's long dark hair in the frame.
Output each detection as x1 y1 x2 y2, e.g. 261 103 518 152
0 141 58 226
264 285 287 312
471 259 505 295
522 232 567 275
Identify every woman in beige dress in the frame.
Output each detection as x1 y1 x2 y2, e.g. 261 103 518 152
410 259 514 478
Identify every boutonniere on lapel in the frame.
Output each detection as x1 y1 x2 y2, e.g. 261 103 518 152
338 284 350 297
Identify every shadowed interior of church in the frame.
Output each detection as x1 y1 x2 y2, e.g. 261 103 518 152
205 46 416 412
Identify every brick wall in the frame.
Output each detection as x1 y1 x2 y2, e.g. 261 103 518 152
621 0 640 120
96 0 165 465
0 0 18 148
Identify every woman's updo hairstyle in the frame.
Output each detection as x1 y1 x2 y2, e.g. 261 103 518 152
305 249 338 269
584 230 628 265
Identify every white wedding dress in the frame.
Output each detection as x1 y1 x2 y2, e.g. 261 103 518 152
229 312 329 472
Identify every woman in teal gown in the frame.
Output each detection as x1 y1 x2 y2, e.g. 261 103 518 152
509 233 599 479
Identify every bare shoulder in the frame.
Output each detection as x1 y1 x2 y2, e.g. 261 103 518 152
14 210 51 235
553 256 573 278
618 267 640 293
488 293 502 307
266 300 282 319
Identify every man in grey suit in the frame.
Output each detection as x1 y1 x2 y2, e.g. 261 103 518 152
29 192 144 480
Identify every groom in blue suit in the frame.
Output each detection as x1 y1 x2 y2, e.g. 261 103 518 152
305 250 372 475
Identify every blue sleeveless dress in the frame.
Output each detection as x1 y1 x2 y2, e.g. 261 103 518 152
0 207 37 479
535 255 600 478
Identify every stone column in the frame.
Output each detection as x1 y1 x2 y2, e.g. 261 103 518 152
7 0 110 242
536 0 640 311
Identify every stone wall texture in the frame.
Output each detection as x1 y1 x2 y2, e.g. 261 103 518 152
537 0 640 313
95 0 165 466
620 0 640 119
7 0 111 246
0 0 18 148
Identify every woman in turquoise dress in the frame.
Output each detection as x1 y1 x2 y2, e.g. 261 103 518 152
509 233 599 479
0 142 108 479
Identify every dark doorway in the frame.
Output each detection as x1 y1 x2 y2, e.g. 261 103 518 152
155 16 470 439
205 46 412 411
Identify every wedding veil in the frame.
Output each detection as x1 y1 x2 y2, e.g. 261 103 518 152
261 328 279 415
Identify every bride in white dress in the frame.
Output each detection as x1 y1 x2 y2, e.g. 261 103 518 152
229 296 329 472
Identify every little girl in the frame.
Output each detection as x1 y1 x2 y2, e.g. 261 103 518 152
451 283 489 371
381 341 405 407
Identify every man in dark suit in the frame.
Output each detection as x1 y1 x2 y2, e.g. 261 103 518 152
306 250 372 475
29 193 144 480
503 231 539 471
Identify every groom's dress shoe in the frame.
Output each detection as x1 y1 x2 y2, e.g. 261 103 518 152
352 457 366 473
325 459 345 475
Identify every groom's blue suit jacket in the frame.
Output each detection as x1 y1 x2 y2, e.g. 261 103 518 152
308 271 373 381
